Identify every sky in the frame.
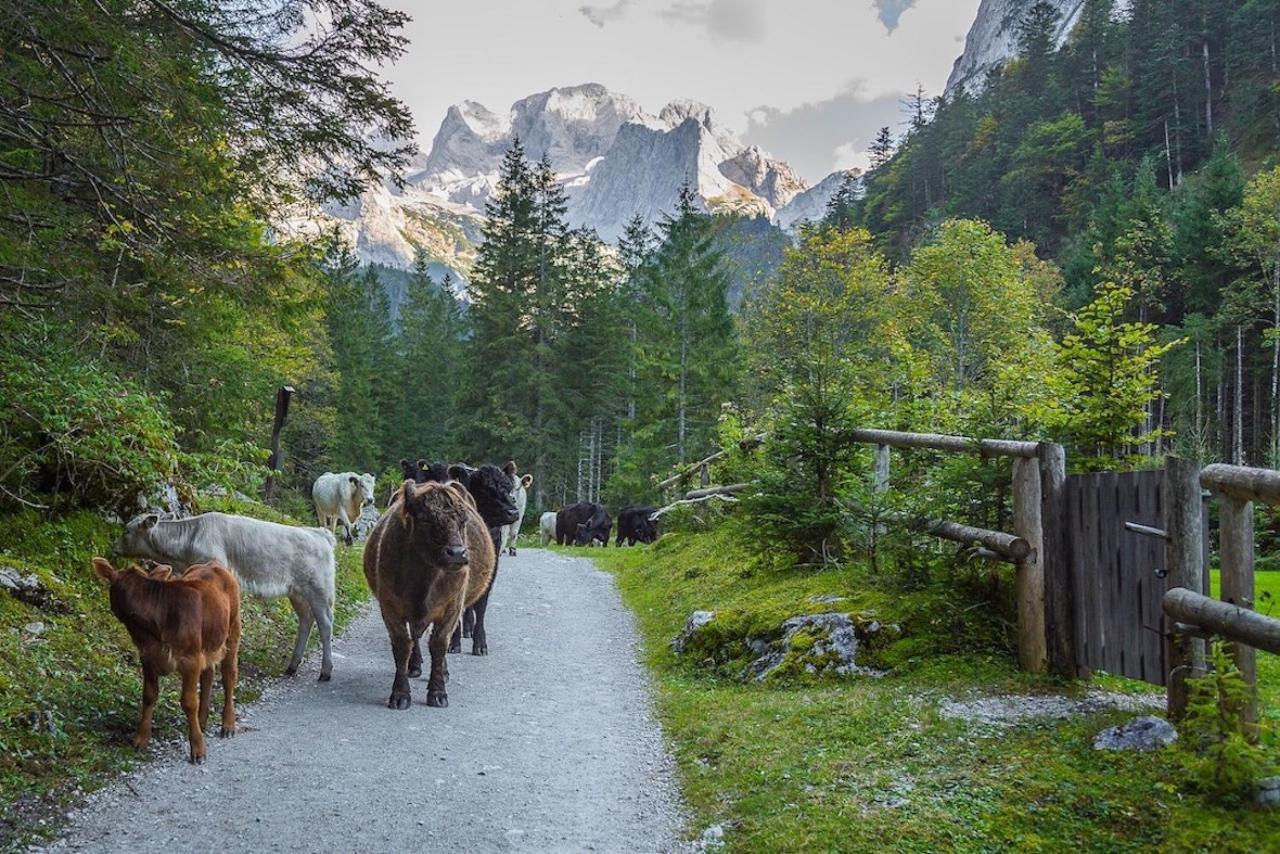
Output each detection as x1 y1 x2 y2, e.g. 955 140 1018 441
379 0 981 183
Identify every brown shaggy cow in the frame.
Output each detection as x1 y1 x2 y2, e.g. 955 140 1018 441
363 479 495 709
92 557 241 764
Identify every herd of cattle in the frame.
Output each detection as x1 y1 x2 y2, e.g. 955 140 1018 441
90 460 661 763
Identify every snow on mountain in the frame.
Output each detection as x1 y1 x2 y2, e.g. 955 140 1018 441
775 169 862 232
946 0 1131 96
412 84 805 243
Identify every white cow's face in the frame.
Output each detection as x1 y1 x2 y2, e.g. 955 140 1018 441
355 473 376 507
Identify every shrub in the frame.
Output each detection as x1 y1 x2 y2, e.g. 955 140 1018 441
0 320 179 515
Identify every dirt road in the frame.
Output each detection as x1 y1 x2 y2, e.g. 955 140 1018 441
41 550 684 853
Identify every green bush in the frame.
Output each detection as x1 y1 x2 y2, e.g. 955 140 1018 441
0 320 179 516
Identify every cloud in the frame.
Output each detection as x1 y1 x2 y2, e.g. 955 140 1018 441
579 0 633 28
873 0 916 32
745 82 905 183
659 0 766 43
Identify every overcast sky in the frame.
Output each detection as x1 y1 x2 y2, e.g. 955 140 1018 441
380 0 980 183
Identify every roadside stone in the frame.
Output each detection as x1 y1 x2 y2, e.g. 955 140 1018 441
672 610 716 653
746 612 888 682
1092 715 1178 752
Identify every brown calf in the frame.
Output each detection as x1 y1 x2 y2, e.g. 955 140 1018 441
92 557 241 764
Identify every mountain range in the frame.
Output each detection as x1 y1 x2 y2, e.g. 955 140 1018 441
282 2 1069 292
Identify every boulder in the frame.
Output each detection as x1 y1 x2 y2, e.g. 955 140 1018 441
746 612 889 683
1092 715 1178 752
0 566 56 610
1256 776 1280 809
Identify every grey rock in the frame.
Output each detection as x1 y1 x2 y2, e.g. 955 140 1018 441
807 594 847 605
747 612 885 682
672 610 716 654
947 0 1134 96
1 566 55 609
23 621 45 636
1092 716 1178 752
1255 776 1280 809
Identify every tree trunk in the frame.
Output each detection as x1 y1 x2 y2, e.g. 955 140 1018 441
1236 324 1245 466
1202 34 1214 136
1273 268 1280 465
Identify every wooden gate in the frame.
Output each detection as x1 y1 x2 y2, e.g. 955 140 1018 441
1066 469 1208 685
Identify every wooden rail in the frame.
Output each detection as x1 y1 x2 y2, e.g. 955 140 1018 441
848 428 1040 459
1164 588 1280 655
883 512 1030 563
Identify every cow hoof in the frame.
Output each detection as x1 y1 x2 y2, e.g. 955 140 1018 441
284 666 298 677
508 548 516 557
408 665 422 678
189 751 205 765
317 672 332 683
461 628 472 639
387 692 412 710
471 642 488 656
426 690 448 708
344 536 353 547
448 641 461 654
219 725 236 738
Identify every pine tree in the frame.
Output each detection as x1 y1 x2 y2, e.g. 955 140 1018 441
394 252 465 463
868 127 895 171
633 185 737 467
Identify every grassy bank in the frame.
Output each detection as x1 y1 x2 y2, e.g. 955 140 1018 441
586 529 1280 853
0 499 370 851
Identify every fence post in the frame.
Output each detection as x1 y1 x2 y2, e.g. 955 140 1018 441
1012 456 1047 672
264 385 294 504
1038 442 1075 678
1218 492 1259 739
1165 456 1205 721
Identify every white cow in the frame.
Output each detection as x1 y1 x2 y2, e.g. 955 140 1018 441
312 472 376 546
113 512 338 680
539 511 557 546
500 473 533 556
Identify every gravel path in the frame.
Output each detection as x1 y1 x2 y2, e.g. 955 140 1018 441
39 550 685 853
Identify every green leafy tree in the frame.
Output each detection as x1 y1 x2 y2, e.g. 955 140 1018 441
1043 282 1182 465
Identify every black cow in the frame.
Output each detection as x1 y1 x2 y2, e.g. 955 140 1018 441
414 462 518 660
556 501 611 547
615 505 659 546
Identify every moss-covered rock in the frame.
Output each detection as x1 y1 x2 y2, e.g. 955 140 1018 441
673 608 899 683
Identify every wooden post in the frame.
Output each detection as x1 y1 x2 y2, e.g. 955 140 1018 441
1218 493 1259 739
1038 442 1075 678
873 445 890 493
264 385 294 504
1013 456 1047 673
1165 456 1205 720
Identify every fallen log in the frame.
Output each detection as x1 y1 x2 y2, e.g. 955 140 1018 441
649 493 740 521
683 483 750 500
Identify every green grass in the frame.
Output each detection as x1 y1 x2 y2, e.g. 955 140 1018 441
0 498 371 851
583 529 1280 853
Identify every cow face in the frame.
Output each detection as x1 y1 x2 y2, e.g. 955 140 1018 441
113 513 163 561
350 473 376 508
459 464 519 528
398 481 472 568
399 459 420 483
